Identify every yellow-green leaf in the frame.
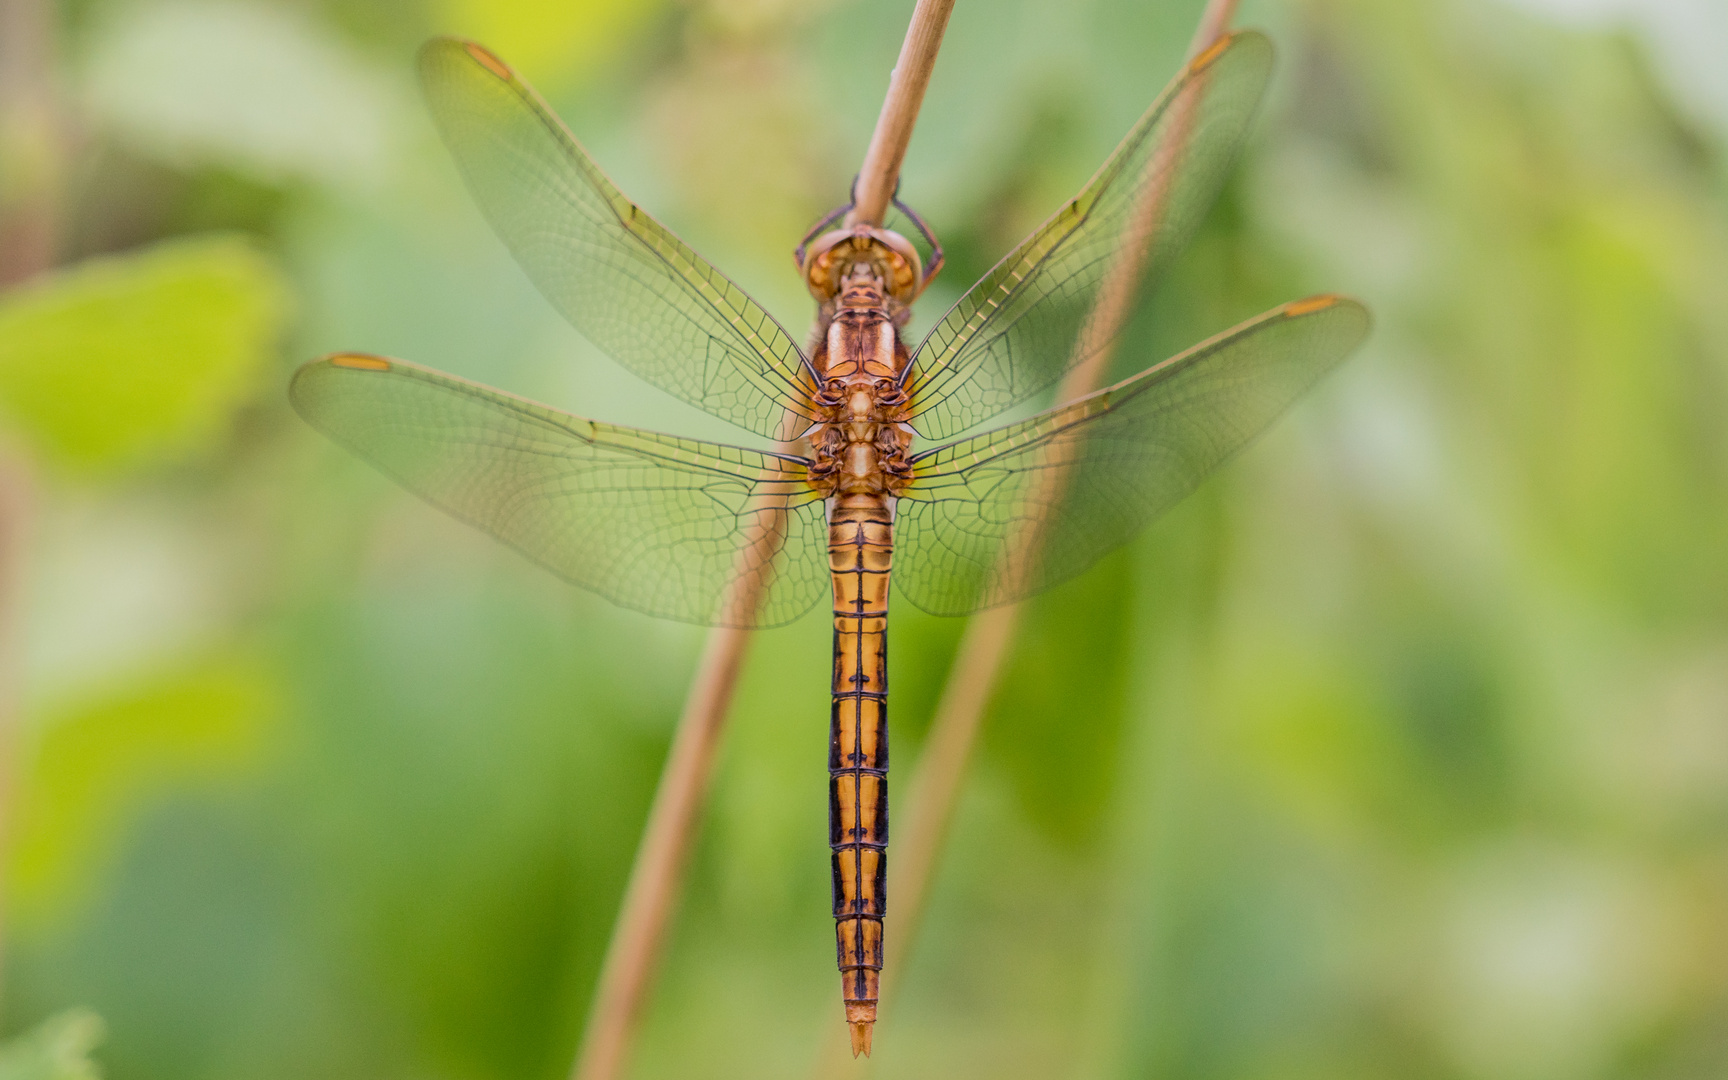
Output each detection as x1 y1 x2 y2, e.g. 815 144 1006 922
0 235 290 474
0 1010 103 1080
436 0 664 89
8 655 278 926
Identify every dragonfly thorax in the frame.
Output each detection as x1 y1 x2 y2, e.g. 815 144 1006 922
806 266 914 498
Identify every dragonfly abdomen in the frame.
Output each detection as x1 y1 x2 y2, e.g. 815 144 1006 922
828 492 891 1058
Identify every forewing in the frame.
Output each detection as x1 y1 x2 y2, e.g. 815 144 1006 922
904 32 1274 440
895 297 1370 616
418 38 817 441
290 354 827 628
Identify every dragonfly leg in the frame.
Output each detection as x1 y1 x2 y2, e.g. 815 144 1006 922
889 194 944 291
795 189 857 273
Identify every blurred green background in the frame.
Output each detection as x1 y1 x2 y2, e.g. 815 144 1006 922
1 0 1726 1077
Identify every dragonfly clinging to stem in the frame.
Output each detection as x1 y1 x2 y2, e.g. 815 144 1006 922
291 31 1368 1057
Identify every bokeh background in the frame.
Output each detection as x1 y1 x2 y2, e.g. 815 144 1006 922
1 0 1726 1077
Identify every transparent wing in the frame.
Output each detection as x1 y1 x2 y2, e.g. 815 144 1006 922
904 32 1274 441
895 297 1370 616
418 38 817 442
290 354 828 628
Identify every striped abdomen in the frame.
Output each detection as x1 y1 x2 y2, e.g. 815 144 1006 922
829 493 891 1056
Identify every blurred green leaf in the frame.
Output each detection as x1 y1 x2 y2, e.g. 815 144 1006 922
82 4 404 189
8 655 278 927
984 547 1136 848
0 235 289 474
437 0 666 89
0 1010 103 1080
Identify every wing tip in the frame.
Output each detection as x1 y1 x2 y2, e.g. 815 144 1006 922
1190 35 1234 71
461 41 513 80
1280 294 1373 351
1282 294 1343 317
325 353 394 372
417 36 512 81
288 353 396 400
1189 28 1273 75
1282 293 1370 320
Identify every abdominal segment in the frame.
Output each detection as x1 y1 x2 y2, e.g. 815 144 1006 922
828 495 891 1040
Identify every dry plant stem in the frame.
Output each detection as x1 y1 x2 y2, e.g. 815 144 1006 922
0 0 57 1002
571 473 795 1080
571 624 757 1080
844 0 956 228
0 460 30 997
1055 0 1230 401
812 0 1241 1070
0 0 61 285
1187 0 1240 59
878 603 1017 947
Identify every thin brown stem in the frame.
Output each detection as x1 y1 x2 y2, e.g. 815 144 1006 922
0 457 30 998
571 624 757 1080
877 603 1017 945
1187 0 1240 60
811 0 1240 1071
0 0 62 285
845 0 956 228
569 6 960 1076
572 471 791 1080
0 0 58 1004
1053 0 1236 405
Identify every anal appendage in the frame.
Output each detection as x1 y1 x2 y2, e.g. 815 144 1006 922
846 1003 875 1057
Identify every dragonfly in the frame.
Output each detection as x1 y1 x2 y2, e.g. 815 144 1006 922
291 31 1368 1057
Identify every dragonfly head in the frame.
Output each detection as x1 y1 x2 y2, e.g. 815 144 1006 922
801 226 924 307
